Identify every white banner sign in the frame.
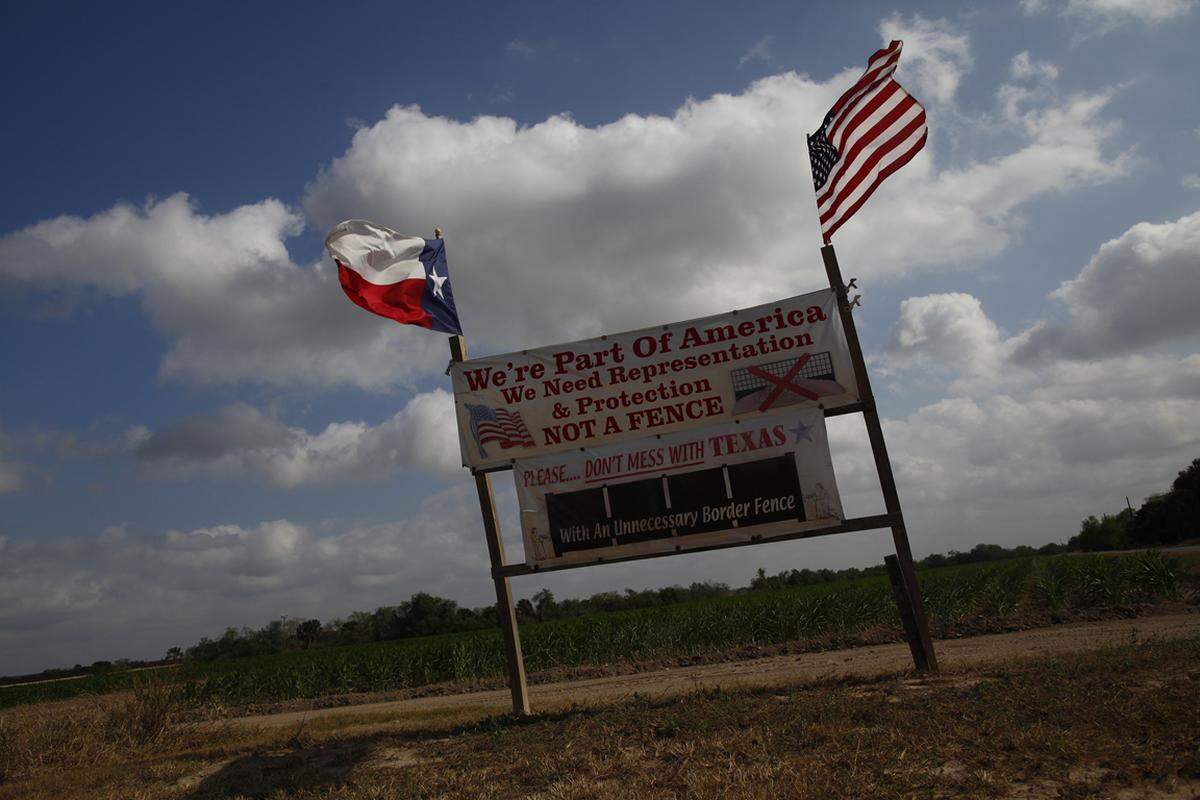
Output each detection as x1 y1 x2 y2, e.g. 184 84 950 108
514 406 844 567
451 289 858 470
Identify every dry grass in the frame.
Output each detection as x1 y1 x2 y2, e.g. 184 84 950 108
2 631 1198 799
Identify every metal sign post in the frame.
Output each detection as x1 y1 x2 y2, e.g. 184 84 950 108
449 334 531 716
820 244 937 671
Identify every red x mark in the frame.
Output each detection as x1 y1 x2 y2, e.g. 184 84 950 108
746 354 818 412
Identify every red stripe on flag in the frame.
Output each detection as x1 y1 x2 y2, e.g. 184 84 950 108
820 109 927 227
337 262 432 329
825 42 901 122
818 93 918 206
823 127 928 243
826 68 901 148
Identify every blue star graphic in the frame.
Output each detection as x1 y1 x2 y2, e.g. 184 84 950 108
788 419 813 444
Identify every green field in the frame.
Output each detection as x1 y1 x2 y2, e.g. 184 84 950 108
0 551 1184 710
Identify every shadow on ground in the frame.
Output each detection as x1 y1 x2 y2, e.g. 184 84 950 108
184 739 375 799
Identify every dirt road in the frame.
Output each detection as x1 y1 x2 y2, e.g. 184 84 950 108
228 611 1198 733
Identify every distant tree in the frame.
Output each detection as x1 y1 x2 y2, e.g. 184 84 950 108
296 619 322 649
532 589 557 621
1068 511 1132 551
1129 458 1200 546
515 598 536 622
165 647 183 661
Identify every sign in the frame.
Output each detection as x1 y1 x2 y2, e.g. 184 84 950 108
514 406 843 567
451 289 858 470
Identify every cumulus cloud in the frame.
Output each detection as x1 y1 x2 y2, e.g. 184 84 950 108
874 286 1200 555
0 486 491 674
875 208 1200 539
883 293 1006 387
131 390 461 486
1013 210 1200 361
0 194 446 389
0 15 1129 385
1023 0 1193 36
303 31 1126 353
878 14 973 105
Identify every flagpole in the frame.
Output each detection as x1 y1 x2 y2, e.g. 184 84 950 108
437 225 530 715
818 243 938 672
448 334 532 715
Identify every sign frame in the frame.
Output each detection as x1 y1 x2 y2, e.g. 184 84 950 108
448 244 938 717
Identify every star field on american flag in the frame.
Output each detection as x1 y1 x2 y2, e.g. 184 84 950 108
806 120 839 191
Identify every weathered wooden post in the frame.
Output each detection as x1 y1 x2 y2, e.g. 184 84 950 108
448 335 531 715
821 244 938 672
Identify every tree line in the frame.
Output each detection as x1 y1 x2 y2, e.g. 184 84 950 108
174 542 1076 662
1067 458 1198 552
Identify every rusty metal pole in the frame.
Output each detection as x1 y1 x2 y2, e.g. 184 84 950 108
820 244 938 672
448 335 532 714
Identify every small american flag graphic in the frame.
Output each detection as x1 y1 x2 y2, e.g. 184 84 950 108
466 404 536 456
807 40 927 243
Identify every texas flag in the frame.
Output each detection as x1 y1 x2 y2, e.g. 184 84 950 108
324 219 463 335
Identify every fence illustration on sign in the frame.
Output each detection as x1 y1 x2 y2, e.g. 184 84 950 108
730 351 845 414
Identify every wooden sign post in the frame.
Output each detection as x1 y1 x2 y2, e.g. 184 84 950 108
821 244 938 671
448 335 531 716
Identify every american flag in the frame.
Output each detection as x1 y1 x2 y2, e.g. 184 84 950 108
807 40 927 243
465 403 536 456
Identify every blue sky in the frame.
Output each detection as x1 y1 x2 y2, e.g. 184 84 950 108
2 0 1198 675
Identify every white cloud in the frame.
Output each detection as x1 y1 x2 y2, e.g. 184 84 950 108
0 486 491 674
1064 0 1193 26
738 35 773 69
1023 0 1194 36
0 16 1129 385
0 194 446 389
875 282 1200 555
1013 210 1200 361
303 42 1127 353
878 13 973 105
132 390 462 486
1010 51 1060 83
883 293 1006 388
1182 173 1200 189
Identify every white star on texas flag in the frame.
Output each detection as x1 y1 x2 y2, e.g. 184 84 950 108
428 264 448 300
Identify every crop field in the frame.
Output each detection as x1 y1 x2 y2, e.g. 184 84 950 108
0 551 1187 711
